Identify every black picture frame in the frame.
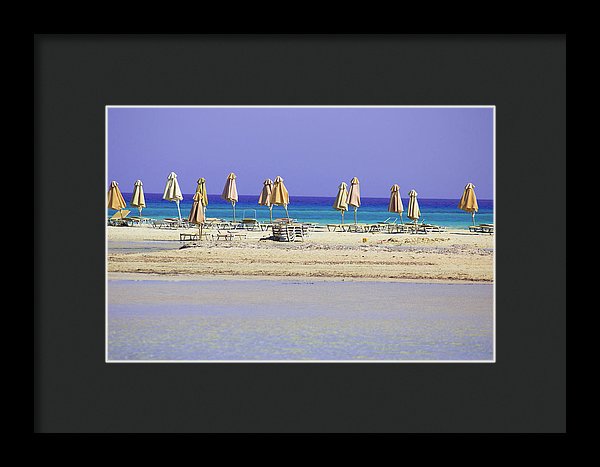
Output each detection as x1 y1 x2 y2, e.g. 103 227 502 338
34 34 566 433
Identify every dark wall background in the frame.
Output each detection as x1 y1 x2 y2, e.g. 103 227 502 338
34 35 566 433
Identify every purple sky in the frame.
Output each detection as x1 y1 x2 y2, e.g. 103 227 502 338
107 106 493 199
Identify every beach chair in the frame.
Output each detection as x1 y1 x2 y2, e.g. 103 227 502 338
216 230 234 241
215 230 247 241
163 218 191 228
420 223 447 233
370 217 397 232
345 224 368 233
469 223 494 234
240 218 261 230
271 223 304 242
108 210 132 226
180 231 213 242
387 223 410 234
152 219 179 229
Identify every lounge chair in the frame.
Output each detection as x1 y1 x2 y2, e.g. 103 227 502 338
152 219 179 229
469 223 494 234
419 223 447 233
215 230 247 241
326 224 347 232
272 223 305 242
387 223 411 234
180 231 213 242
108 210 132 226
164 218 191 228
367 217 397 232
344 224 371 233
240 218 262 230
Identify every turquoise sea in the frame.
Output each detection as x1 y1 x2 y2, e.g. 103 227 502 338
111 193 493 228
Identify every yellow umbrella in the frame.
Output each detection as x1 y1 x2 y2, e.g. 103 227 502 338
388 184 404 223
107 181 127 219
333 182 349 224
407 189 421 231
458 182 479 225
271 175 290 219
196 177 209 216
258 178 273 222
130 180 146 221
347 177 361 224
221 172 239 222
188 191 206 240
163 172 184 224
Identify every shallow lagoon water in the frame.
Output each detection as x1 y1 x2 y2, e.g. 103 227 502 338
107 279 493 361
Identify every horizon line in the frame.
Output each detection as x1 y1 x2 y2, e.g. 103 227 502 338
119 192 494 201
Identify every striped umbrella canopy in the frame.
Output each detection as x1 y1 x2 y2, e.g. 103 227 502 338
407 190 421 231
221 172 239 222
130 180 146 220
333 182 349 224
188 191 206 240
271 176 290 219
107 181 127 219
258 178 274 222
388 184 404 223
458 182 479 225
196 177 209 216
163 172 184 224
347 177 361 224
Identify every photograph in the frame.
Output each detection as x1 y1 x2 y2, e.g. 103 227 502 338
106 105 495 362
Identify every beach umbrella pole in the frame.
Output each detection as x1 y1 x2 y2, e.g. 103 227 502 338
341 210 344 224
472 212 475 225
176 200 182 225
284 205 289 220
232 201 236 222
269 206 273 223
354 207 357 225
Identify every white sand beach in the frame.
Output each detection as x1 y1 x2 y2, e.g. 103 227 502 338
107 225 494 283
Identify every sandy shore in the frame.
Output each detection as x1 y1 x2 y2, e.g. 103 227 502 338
107 225 494 283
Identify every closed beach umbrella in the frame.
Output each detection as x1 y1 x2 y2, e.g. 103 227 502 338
221 172 239 222
333 182 349 224
130 180 146 220
107 181 127 219
196 177 209 216
388 184 404 223
258 178 273 222
347 177 361 224
188 191 206 240
458 182 479 225
163 172 184 224
407 189 421 230
271 175 290 219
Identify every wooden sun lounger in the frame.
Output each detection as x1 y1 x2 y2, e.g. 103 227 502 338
152 219 179 229
387 223 411 234
419 224 447 233
215 230 248 241
179 232 213 242
272 224 306 242
108 210 132 226
326 224 347 232
344 224 370 233
469 224 494 234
